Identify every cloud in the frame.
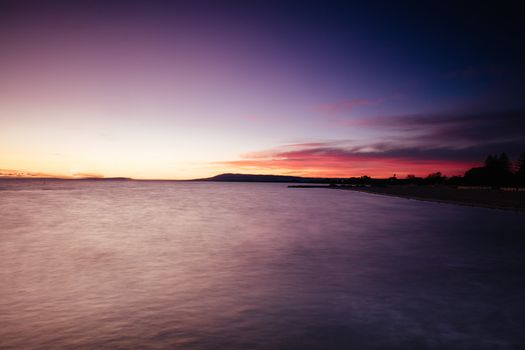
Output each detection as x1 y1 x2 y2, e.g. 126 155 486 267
0 169 105 179
357 110 525 149
0 169 69 178
312 98 379 116
219 110 525 177
219 143 478 178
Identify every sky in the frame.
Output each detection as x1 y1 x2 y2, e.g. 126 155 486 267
1 0 524 179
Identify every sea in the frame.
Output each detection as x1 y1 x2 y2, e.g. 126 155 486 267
1 179 524 349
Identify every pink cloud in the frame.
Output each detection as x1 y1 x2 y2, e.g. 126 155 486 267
218 143 478 178
312 98 376 116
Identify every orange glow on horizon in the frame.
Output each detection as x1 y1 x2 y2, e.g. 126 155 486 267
0 156 479 180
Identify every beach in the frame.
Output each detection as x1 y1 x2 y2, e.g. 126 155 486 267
331 185 525 212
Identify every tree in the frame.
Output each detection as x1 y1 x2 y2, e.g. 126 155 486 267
426 171 445 184
485 154 497 168
517 152 525 185
464 153 514 186
480 153 512 184
464 166 488 185
517 152 525 175
497 153 512 173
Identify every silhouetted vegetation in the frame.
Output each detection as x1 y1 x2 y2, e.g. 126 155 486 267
336 152 525 188
517 152 525 183
203 153 525 188
464 153 514 186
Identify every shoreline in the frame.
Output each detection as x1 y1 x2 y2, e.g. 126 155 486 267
289 185 525 212
332 186 525 212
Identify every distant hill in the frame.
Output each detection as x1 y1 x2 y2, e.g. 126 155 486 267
196 173 339 183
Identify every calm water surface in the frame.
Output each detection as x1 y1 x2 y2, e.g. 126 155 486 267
1 180 524 349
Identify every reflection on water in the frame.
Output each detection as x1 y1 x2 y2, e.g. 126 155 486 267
1 180 524 349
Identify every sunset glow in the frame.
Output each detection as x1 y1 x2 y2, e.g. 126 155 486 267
1 1 523 179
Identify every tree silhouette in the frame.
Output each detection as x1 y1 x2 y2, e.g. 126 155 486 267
485 154 497 168
498 153 512 173
517 153 525 174
426 172 445 184
465 153 514 185
517 152 525 184
484 153 511 172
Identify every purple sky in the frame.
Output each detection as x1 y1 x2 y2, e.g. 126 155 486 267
1 1 524 178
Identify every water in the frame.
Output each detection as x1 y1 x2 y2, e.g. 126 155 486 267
1 180 524 349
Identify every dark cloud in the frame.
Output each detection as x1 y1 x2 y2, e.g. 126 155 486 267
358 110 525 155
220 110 525 177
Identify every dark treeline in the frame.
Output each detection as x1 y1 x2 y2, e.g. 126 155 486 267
341 152 525 187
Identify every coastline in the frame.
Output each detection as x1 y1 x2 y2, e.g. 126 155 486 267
330 186 525 212
289 185 525 212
